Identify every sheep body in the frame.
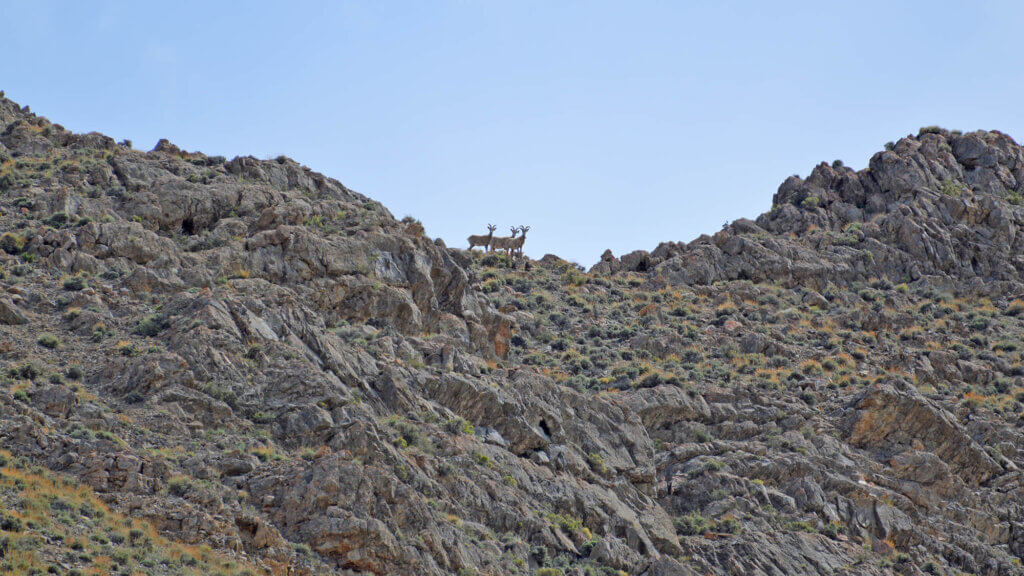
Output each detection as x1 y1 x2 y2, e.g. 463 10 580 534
490 227 519 254
467 224 497 250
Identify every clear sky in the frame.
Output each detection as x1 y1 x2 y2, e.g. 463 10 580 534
3 2 1023 265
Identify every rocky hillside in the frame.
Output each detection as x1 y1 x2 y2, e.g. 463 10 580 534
2 93 1024 576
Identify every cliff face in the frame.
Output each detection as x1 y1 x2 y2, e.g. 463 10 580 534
2 94 1024 576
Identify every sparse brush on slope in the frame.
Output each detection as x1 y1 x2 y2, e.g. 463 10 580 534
3 94 1024 576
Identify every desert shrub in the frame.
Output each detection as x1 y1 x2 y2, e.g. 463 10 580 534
0 512 22 532
251 446 283 462
45 211 69 227
446 417 473 435
167 476 192 497
939 180 965 197
393 421 420 447
822 521 844 539
16 363 40 379
675 512 708 536
37 333 60 349
134 314 169 337
0 232 24 254
251 411 276 424
201 381 237 406
480 253 512 268
546 513 582 535
783 519 817 533
714 516 742 534
62 275 86 291
1005 300 1024 316
480 277 503 293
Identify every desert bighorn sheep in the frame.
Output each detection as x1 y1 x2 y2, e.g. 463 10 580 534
467 224 497 250
508 225 530 257
489 226 519 254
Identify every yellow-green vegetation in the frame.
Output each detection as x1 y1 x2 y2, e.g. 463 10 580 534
0 450 272 576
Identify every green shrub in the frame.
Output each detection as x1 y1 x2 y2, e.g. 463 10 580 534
251 411 276 424
37 333 60 349
62 275 86 291
705 459 725 472
446 417 474 435
0 512 23 532
167 476 193 497
14 197 34 211
95 430 123 445
0 232 24 255
394 421 420 447
714 516 742 534
473 451 492 467
45 212 69 227
822 521 844 539
480 253 512 268
17 363 40 380
134 314 169 337
675 512 708 536
783 519 817 533
939 180 965 197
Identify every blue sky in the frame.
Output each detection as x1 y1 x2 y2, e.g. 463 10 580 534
3 2 1024 264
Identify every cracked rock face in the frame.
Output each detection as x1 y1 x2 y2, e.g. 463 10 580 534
3 96 1024 576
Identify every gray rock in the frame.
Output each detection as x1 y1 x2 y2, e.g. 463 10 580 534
0 296 28 324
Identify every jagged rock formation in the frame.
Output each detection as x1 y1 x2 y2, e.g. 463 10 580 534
594 128 1024 294
3 93 1024 576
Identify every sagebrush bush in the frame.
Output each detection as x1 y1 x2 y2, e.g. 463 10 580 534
37 332 60 349
134 314 169 337
62 275 86 291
